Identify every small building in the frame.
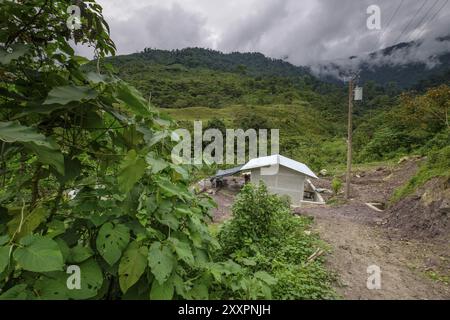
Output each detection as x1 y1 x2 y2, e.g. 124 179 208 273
211 154 323 207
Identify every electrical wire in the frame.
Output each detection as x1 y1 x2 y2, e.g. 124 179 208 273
407 0 441 42
378 0 405 45
414 0 449 40
393 1 428 44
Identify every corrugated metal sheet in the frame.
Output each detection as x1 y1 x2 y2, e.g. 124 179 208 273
241 154 318 179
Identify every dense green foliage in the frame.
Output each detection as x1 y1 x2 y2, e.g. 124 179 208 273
0 0 276 300
354 85 449 162
98 57 343 112
119 47 311 78
217 184 337 300
354 85 449 202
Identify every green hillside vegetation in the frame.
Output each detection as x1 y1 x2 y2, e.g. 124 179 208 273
105 48 449 193
354 85 450 201
163 105 347 172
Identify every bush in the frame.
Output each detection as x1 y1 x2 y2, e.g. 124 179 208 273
331 178 343 195
216 183 337 299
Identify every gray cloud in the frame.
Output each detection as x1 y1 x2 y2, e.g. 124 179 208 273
86 0 450 67
108 3 210 53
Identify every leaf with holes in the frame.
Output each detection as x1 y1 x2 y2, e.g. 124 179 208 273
35 258 103 300
68 258 104 299
119 242 148 293
96 222 130 266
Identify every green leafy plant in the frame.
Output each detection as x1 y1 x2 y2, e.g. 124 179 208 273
331 177 343 195
0 0 271 300
217 183 337 300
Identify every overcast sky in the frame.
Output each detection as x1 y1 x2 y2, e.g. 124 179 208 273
88 0 450 66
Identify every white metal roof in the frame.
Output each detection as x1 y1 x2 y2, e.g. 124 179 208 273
241 154 318 179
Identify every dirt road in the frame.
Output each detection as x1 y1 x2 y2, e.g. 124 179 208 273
298 160 450 300
302 202 449 299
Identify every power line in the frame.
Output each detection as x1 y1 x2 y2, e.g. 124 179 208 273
407 0 441 42
414 0 449 40
378 0 405 45
393 0 428 44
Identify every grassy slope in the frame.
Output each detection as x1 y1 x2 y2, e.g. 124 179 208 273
161 104 347 172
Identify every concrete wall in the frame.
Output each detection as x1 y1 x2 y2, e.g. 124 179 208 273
250 166 305 206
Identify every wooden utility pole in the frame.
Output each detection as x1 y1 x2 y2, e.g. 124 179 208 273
345 77 354 200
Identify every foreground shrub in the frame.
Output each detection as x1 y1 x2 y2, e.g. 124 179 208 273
217 183 337 300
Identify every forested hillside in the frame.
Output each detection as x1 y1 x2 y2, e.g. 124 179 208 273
314 39 450 89
105 46 449 198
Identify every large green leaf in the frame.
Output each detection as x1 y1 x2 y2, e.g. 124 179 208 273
0 121 50 144
68 258 104 300
118 242 148 293
254 271 277 286
43 85 98 105
7 206 49 240
169 238 194 266
24 141 65 175
145 152 169 174
0 235 9 246
0 284 30 300
150 278 174 300
34 275 68 300
35 258 103 300
156 177 183 197
116 82 152 116
118 150 147 193
13 235 64 272
96 222 130 266
148 242 175 285
0 245 11 274
68 244 93 264
0 121 64 174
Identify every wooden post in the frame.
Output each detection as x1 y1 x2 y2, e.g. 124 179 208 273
345 77 354 200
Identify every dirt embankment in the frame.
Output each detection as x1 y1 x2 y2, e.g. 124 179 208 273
385 177 450 240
